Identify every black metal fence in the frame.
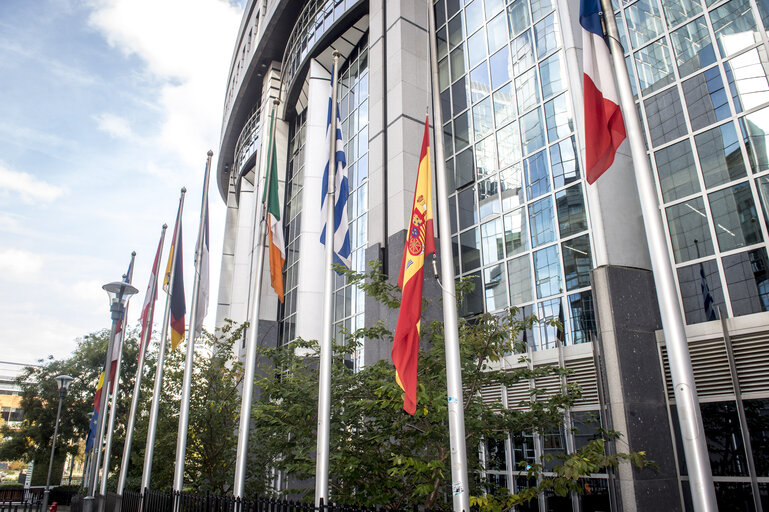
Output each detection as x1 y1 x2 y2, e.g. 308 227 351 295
0 488 42 512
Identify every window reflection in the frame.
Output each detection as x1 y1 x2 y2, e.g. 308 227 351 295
516 67 540 113
489 46 512 89
460 228 481 272
701 401 749 476
533 245 561 298
504 207 528 255
484 263 508 311
556 185 587 237
473 97 494 140
744 399 769 476
676 259 726 324
722 248 769 316
694 122 747 189
481 217 505 264
666 197 714 263
540 52 565 99
625 0 664 49
710 0 759 58
465 0 484 35
487 12 508 53
682 67 730 131
521 107 546 154
529 195 556 248
654 139 700 202
724 46 769 114
534 12 559 59
459 271 484 316
563 234 592 291
497 121 522 169
644 87 688 146
468 29 488 68
525 150 550 200
458 186 478 231
512 29 535 75
544 94 573 143
569 292 597 344
470 61 491 102
741 106 769 173
661 0 702 28
479 176 501 220
670 17 715 78
708 182 763 252
493 83 516 126
507 0 530 37
501 164 524 210
456 147 475 188
453 76 470 113
508 254 533 304
550 137 580 188
635 38 675 95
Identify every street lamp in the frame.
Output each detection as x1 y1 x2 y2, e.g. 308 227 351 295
42 374 74 511
83 280 138 512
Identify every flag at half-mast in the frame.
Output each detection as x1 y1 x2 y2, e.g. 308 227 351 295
264 108 285 301
165 202 186 350
139 229 165 359
581 0 626 183
392 116 435 415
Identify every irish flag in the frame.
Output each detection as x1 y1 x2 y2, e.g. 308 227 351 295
264 108 285 302
392 116 435 415
581 0 626 183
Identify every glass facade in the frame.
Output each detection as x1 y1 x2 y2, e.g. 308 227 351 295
612 0 769 324
333 37 369 371
435 0 597 350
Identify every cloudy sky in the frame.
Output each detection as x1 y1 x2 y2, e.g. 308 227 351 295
0 0 245 363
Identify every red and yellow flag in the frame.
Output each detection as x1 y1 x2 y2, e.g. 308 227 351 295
165 202 186 350
392 116 435 415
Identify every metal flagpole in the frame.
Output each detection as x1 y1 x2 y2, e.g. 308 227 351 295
316 51 340 508
115 225 167 512
99 253 136 511
140 188 186 506
427 5 470 511
597 0 717 509
172 151 213 507
233 99 280 499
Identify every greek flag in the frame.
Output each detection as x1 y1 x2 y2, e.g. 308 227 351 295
320 72 351 271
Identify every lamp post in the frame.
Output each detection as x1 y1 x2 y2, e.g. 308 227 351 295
42 374 74 512
83 279 138 512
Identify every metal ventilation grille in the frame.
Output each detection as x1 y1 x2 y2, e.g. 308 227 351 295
507 380 532 410
661 338 734 400
532 374 561 402
480 383 504 411
566 358 599 406
731 333 769 395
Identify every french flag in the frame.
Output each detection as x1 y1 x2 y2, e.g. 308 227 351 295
581 0 626 184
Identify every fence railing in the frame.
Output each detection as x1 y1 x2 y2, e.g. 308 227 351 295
0 488 42 512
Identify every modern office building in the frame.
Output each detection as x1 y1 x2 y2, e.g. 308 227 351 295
213 0 769 510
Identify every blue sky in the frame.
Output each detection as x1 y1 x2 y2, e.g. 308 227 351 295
0 0 245 363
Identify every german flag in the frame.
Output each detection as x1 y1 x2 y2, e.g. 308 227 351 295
165 202 186 350
392 116 434 415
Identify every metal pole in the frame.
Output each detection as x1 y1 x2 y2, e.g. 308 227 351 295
84 305 122 512
172 152 213 505
427 4 470 511
116 226 167 512
233 99 280 498
140 189 186 502
41 388 65 511
597 0 717 509
315 51 340 507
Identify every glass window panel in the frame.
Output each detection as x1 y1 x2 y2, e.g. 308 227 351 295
677 259 726 324
456 147 475 188
439 56 450 90
443 121 454 158
537 297 562 350
742 107 769 172
695 122 747 189
708 182 763 251
534 13 559 59
470 62 491 102
458 186 478 231
449 194 458 234
435 0 446 28
568 292 597 344
521 107 546 154
644 87 688 146
489 47 511 89
635 38 675 95
481 218 505 264
454 111 472 150
701 401 750 476
465 0 484 35
484 263 508 311
682 67 731 131
550 136 580 188
556 185 587 237
476 135 498 177
458 271 484 316
447 0 460 19
670 17 716 78
626 54 639 98
501 163 525 210
533 245 561 298
508 255 533 304
544 93 573 143
757 176 769 226
722 248 769 316
493 83 516 126
563 234 592 291
615 10 629 51
437 25 449 61
625 0 665 49
485 0 505 18
497 121 522 169
654 139 700 202
524 150 550 200
460 228 482 272
450 45 466 81
479 176 501 220
447 156 456 191
504 207 528 256
744 399 769 476
529 0 553 21
661 0 703 28
452 79 470 119
487 12 508 53
473 96 494 139
666 197 715 263
467 30 488 69
515 67 540 113
529 195 556 247
507 0 530 37
540 52 565 99
724 47 769 114
449 9 464 49
757 0 769 28
710 0 760 58
512 29 536 75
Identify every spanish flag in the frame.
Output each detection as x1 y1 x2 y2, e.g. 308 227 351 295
392 116 435 415
264 108 285 302
165 202 186 350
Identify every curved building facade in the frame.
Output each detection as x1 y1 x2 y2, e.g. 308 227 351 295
215 1 769 510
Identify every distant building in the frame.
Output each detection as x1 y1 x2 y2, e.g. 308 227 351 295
0 361 37 427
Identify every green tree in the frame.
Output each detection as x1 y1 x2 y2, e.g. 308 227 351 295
245 265 648 509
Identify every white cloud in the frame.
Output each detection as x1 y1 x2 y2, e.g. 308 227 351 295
94 112 135 139
0 249 44 280
0 162 65 204
0 213 23 233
